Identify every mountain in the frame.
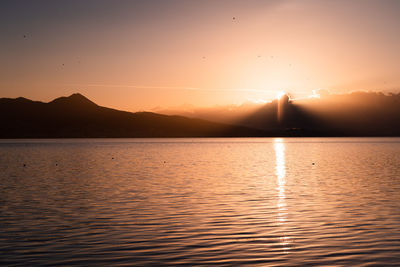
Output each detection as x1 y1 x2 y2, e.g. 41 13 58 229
243 91 400 136
0 93 269 138
289 92 400 136
2 92 399 138
156 92 400 137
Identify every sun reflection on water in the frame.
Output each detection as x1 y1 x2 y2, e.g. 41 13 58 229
274 138 292 252
274 139 286 187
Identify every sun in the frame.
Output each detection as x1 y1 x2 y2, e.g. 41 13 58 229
276 91 286 100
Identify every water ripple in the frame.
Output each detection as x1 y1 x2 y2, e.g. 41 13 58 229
0 138 400 266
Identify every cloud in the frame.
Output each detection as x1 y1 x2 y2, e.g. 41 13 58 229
63 83 295 94
310 89 331 98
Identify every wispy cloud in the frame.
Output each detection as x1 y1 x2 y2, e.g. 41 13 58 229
67 84 200 90
64 83 309 94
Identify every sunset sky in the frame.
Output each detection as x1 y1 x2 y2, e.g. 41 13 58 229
1 0 400 111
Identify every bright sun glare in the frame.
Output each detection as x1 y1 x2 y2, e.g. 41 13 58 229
276 91 286 100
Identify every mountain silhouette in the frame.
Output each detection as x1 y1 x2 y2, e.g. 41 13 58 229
235 92 400 136
238 92 400 136
2 92 399 138
155 91 400 137
0 93 268 138
48 93 97 107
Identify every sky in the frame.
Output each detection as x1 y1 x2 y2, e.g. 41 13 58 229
1 0 400 111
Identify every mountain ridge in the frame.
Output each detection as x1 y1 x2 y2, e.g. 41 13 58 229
155 91 400 137
2 92 400 138
48 93 97 107
0 93 269 138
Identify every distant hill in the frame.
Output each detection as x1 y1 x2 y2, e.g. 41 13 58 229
238 92 400 136
156 91 400 137
2 92 399 138
290 92 400 136
0 93 268 138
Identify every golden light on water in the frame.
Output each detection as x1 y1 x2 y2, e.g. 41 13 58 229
274 138 291 252
274 139 286 187
274 138 286 217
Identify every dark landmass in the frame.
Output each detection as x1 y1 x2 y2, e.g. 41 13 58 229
157 91 400 137
0 93 268 138
241 91 400 136
1 92 400 138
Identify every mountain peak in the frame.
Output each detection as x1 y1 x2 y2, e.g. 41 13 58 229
69 93 86 99
49 93 97 107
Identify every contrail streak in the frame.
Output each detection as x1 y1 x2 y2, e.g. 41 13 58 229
64 83 309 94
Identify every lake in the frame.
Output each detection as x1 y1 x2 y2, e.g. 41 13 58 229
1 138 399 266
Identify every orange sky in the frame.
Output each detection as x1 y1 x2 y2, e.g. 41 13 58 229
1 0 400 111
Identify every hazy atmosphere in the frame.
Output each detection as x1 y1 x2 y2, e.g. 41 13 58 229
2 1 400 266
1 0 400 111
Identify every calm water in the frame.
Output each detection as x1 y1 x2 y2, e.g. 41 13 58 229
1 138 400 266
